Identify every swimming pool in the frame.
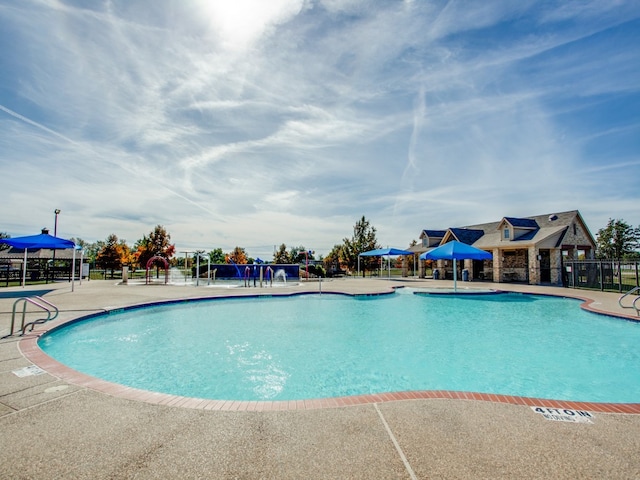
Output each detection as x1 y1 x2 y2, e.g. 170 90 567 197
39 290 640 403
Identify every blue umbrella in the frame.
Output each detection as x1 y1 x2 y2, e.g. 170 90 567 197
420 241 492 291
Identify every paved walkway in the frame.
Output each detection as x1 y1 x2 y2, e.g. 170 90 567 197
1 278 639 479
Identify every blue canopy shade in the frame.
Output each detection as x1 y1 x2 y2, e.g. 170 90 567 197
1 233 75 250
358 247 414 278
1 233 77 290
419 241 491 261
359 248 414 257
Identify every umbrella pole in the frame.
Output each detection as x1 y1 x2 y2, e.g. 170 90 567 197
453 258 457 292
71 248 76 292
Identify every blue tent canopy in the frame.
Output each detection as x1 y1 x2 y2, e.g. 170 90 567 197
1 233 76 250
359 247 414 257
1 233 77 289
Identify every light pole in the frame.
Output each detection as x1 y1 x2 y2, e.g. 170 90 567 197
54 209 61 236
51 209 61 282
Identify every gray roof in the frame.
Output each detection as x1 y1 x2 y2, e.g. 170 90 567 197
418 210 594 251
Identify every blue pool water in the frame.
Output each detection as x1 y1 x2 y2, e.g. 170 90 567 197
39 291 640 403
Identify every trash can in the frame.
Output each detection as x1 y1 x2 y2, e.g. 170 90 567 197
433 269 439 280
462 269 469 282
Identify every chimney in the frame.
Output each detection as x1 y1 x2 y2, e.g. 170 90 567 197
41 228 49 234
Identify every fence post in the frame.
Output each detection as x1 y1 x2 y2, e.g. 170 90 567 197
599 261 603 291
617 261 622 293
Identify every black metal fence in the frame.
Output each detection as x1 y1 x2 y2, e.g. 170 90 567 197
563 260 640 292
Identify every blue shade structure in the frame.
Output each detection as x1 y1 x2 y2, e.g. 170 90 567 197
358 247 414 278
419 240 492 291
0 233 77 289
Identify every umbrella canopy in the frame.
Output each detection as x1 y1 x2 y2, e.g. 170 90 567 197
419 241 492 291
419 241 491 261
1 233 77 289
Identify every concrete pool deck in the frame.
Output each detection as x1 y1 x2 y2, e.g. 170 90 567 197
1 278 639 479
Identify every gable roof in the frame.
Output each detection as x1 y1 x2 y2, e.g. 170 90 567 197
446 228 485 244
420 229 447 238
502 217 538 229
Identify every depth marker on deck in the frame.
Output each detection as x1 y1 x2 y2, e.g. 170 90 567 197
531 406 594 423
12 365 45 377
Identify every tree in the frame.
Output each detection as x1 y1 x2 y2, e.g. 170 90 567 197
0 232 10 252
119 240 135 267
226 246 248 265
96 234 130 278
273 243 291 264
290 245 313 264
596 219 640 260
135 225 175 269
342 216 380 275
324 244 345 276
209 248 225 264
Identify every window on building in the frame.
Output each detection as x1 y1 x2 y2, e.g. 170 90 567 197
503 228 510 239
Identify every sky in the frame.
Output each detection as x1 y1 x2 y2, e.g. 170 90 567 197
1 0 639 259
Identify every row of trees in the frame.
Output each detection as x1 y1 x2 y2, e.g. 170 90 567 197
87 227 325 276
2 216 638 277
82 218 384 277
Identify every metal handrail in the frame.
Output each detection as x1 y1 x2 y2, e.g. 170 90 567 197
3 296 59 337
619 286 640 316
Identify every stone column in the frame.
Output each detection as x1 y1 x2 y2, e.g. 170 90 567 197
528 247 539 285
550 250 563 285
492 248 501 283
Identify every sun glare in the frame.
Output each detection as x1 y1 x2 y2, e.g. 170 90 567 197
197 0 305 50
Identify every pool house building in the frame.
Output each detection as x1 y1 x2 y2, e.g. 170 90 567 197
412 210 596 285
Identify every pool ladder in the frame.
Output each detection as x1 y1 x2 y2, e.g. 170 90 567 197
2 296 59 338
618 286 640 316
